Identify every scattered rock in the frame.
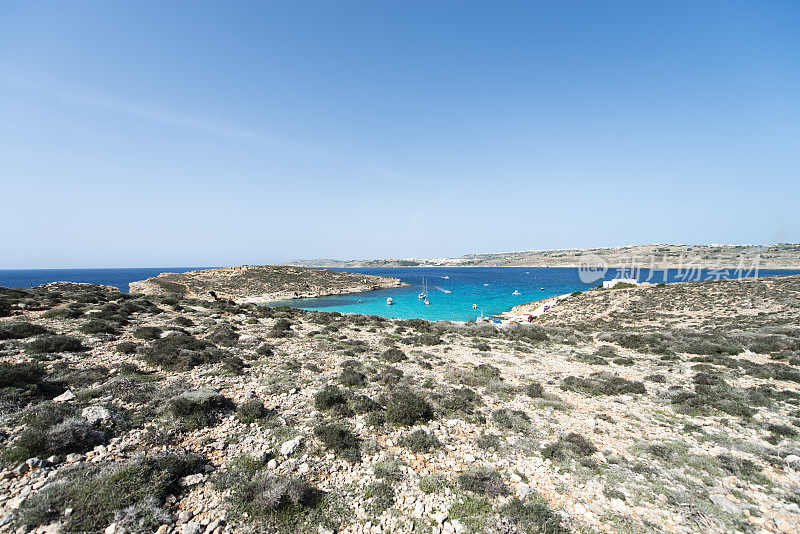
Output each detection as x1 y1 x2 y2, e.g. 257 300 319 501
280 436 302 456
710 494 742 516
82 406 112 425
54 390 76 403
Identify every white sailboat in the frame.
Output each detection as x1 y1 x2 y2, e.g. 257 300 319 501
512 290 521 295
418 277 428 299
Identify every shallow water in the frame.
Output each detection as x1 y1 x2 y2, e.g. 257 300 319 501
2 266 798 322
268 267 800 321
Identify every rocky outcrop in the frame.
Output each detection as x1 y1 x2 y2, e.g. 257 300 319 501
128 265 404 303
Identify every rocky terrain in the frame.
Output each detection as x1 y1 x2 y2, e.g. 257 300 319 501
0 276 799 534
129 266 404 303
287 243 800 269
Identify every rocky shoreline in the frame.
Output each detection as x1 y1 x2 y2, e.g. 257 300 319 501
129 266 405 303
1 276 799 533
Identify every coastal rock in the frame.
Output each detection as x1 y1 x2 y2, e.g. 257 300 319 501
128 265 404 303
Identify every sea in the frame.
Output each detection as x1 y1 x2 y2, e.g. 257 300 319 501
2 266 799 322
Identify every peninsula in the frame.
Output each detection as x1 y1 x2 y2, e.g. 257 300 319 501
128 265 404 303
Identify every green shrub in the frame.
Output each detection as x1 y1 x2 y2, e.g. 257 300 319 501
80 319 121 335
381 348 407 363
268 319 293 338
215 456 321 526
116 341 139 354
173 316 194 327
18 452 203 532
476 433 502 451
499 496 569 534
133 326 163 340
339 368 367 387
26 335 86 354
671 374 767 418
0 361 63 411
42 307 84 319
525 381 544 398
717 454 762 479
374 460 403 482
399 429 442 453
167 389 232 430
237 399 273 424
45 417 106 456
222 355 246 375
256 343 274 357
561 372 646 396
314 385 350 414
491 409 532 433
542 432 597 461
4 403 108 462
385 390 434 426
0 322 49 340
458 467 508 497
141 333 223 370
364 481 395 513
594 345 617 357
419 474 450 494
645 374 667 383
0 361 46 389
314 423 360 462
206 324 240 346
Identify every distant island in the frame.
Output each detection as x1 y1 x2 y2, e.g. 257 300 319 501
286 243 800 269
129 265 404 303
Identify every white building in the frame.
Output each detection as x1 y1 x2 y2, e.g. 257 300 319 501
602 278 639 289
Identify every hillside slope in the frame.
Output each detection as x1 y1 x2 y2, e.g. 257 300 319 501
1 276 799 533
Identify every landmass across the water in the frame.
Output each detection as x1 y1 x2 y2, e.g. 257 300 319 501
287 243 800 269
129 265 405 303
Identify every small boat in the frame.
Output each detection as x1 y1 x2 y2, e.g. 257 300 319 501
540 287 545 290
443 289 452 294
472 303 478 309
483 283 489 286
419 277 428 299
442 276 449 279
386 297 394 305
512 290 521 295
424 298 430 305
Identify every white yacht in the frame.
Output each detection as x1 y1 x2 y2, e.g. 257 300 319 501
387 297 394 305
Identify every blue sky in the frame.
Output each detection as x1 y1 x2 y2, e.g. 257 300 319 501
1 1 799 268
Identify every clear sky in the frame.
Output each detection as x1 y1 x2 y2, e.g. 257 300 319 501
2 1 799 268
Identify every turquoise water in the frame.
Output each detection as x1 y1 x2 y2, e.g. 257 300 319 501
2 266 798 322
268 267 800 321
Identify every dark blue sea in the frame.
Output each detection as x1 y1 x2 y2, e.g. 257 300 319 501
0 268 209 292
2 266 795 322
